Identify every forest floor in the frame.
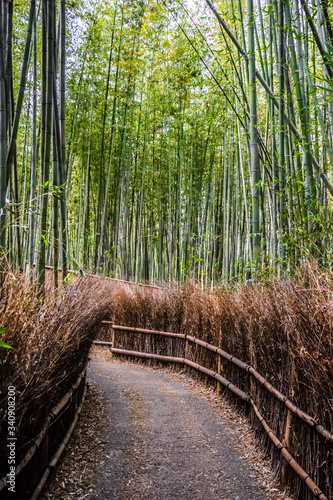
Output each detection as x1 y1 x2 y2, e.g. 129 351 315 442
41 347 293 500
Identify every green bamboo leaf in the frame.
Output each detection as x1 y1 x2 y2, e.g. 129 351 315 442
0 340 13 349
326 43 333 54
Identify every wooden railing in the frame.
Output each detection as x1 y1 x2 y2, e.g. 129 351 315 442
0 369 87 499
98 322 332 500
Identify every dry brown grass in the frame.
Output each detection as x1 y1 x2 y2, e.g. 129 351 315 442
0 273 113 473
0 263 332 499
110 263 333 499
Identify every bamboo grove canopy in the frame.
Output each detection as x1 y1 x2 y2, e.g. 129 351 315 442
1 0 333 289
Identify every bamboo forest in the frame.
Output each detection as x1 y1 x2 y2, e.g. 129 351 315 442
2 2 333 500
1 0 333 288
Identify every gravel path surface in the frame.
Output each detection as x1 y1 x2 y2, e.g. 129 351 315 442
88 360 270 500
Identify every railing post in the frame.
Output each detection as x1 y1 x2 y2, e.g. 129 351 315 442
111 325 115 358
217 355 222 395
184 334 189 360
249 341 255 424
281 361 295 487
281 409 292 485
217 329 222 395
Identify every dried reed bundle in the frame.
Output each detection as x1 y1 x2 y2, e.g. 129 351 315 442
0 263 332 499
110 263 333 499
0 274 113 473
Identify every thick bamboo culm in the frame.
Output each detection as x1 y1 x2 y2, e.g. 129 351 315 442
109 323 333 444
0 368 86 493
110 345 328 500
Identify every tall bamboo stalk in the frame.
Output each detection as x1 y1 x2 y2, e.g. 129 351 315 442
0 0 6 253
248 0 260 268
37 0 54 294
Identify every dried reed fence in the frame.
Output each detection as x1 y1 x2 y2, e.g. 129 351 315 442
104 324 331 500
0 271 112 498
1 263 332 498
104 264 333 500
0 368 86 499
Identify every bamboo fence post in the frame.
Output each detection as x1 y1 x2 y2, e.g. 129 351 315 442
281 409 292 485
281 361 295 487
217 355 222 395
249 338 256 424
184 333 189 360
111 325 115 358
217 328 222 395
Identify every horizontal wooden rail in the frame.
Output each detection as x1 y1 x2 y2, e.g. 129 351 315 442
30 382 88 500
104 323 333 445
251 401 327 500
42 264 168 289
93 340 113 346
184 358 249 402
104 323 186 339
110 346 327 500
185 335 333 442
87 274 168 290
111 348 185 364
0 368 86 494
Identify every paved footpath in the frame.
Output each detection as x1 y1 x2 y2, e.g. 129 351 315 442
87 360 270 500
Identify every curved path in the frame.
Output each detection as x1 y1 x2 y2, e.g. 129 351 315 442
87 360 270 500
